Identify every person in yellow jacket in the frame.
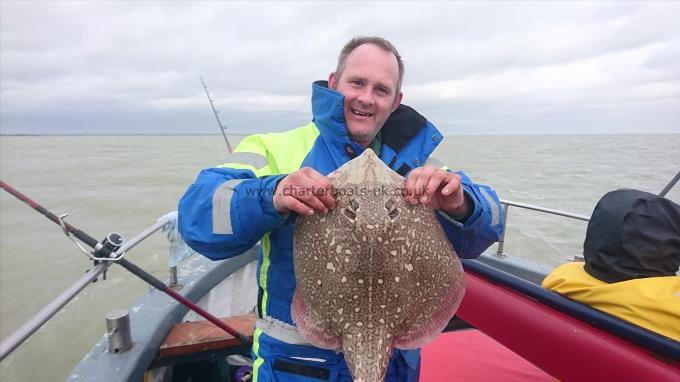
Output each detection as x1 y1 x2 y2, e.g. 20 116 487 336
542 188 680 341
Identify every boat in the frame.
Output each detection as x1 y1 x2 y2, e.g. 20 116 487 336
1 175 679 382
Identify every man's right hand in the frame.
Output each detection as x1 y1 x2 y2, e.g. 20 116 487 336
273 167 336 216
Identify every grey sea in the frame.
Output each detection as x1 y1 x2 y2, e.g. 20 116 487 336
1 134 679 381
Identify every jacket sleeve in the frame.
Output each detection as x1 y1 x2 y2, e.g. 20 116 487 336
178 136 288 260
435 171 505 259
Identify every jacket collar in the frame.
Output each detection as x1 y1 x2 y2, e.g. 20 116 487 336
310 80 432 154
311 80 350 141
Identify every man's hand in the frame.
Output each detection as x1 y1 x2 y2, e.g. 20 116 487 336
273 167 336 216
404 165 470 217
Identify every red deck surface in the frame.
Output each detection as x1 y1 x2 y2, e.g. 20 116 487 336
421 329 555 381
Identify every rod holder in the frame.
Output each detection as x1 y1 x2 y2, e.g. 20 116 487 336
169 266 178 288
105 309 132 353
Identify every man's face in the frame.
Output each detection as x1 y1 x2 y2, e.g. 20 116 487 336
329 44 403 147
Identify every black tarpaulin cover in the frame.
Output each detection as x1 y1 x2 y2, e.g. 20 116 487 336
584 189 680 283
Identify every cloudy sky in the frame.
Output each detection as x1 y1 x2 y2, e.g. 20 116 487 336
1 1 679 135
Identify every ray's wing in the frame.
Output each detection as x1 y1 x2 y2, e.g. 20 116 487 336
389 207 466 349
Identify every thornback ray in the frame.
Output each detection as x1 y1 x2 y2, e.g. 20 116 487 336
292 149 466 382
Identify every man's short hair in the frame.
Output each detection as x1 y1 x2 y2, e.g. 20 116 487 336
335 36 404 93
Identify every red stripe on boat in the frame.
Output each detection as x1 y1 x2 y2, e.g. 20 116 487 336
455 270 680 381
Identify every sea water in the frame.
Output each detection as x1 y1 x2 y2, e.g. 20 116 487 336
1 134 679 381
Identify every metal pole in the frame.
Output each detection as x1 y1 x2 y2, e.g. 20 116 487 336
495 204 510 258
168 266 178 288
200 76 233 154
499 199 590 222
0 263 110 361
0 217 171 361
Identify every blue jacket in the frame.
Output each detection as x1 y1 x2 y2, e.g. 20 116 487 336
178 81 504 325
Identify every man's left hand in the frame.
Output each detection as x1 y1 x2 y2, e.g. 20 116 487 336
404 165 470 217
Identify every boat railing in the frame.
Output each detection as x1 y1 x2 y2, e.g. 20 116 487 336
495 169 680 258
494 199 590 258
0 215 174 361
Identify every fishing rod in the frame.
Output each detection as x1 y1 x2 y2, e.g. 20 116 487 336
0 180 250 345
200 75 233 154
659 170 680 197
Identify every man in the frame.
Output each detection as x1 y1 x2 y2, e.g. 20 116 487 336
179 36 504 381
542 189 680 341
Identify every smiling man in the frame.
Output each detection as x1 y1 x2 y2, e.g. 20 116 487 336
330 42 403 147
179 36 504 382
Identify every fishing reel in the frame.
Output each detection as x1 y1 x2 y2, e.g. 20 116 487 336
58 214 126 262
92 233 124 281
96 232 124 259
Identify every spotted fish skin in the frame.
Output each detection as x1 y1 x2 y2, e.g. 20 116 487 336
292 149 465 382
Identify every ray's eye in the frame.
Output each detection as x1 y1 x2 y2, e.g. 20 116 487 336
342 207 357 222
343 199 359 222
351 199 359 211
385 199 399 221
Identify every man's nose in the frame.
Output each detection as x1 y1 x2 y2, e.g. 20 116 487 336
356 87 374 106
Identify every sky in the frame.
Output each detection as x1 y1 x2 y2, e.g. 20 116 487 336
1 1 679 135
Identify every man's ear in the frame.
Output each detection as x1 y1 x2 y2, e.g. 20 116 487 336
392 91 403 112
328 72 337 89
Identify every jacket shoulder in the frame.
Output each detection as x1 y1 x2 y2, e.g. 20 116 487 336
226 123 320 174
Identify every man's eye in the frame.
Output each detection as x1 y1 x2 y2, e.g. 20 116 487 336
350 80 362 86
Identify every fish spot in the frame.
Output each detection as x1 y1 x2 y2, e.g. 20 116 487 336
404 264 413 272
358 279 364 284
341 276 347 283
377 279 383 284
394 276 400 283
356 322 363 327
326 262 335 271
